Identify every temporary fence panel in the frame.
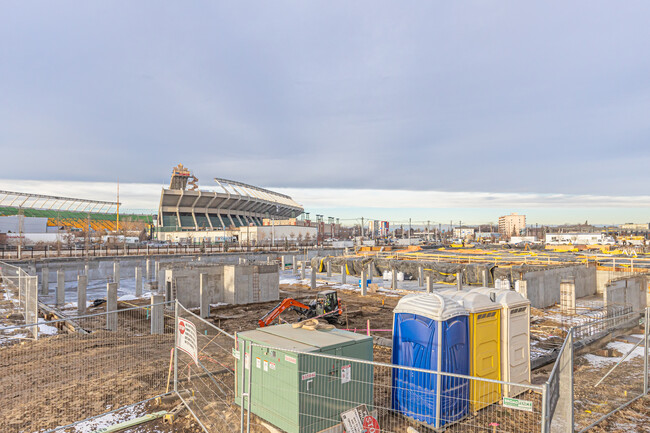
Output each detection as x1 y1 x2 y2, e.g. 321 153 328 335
0 302 175 433
244 345 544 433
572 311 646 432
0 262 38 338
175 302 239 433
546 329 573 433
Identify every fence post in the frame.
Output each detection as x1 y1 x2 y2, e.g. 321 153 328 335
77 274 87 314
56 269 65 306
151 294 164 334
107 282 117 331
643 307 650 395
200 273 209 319
541 382 549 433
174 300 179 392
135 266 143 297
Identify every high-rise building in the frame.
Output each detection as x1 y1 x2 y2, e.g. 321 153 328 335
498 213 526 237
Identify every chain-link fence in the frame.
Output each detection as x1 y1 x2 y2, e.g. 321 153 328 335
175 302 239 433
237 343 544 433
0 261 38 338
0 301 174 433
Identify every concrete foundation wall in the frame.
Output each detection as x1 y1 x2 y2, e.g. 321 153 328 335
23 248 343 284
521 265 597 308
596 269 637 294
604 276 648 313
158 263 279 309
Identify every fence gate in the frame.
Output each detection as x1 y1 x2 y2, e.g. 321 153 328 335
175 302 239 432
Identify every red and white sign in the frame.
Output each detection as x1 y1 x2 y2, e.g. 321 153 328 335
176 318 198 365
363 416 380 433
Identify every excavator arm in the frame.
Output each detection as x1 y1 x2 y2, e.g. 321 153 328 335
258 298 311 328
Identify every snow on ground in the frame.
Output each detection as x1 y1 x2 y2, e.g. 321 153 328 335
40 277 150 308
582 340 646 368
68 402 146 433
37 318 58 336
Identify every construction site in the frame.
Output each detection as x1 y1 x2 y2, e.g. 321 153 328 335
1 234 650 433
0 167 648 433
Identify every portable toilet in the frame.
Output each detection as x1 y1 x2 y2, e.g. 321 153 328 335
439 289 501 411
235 324 373 433
472 287 531 397
391 293 470 428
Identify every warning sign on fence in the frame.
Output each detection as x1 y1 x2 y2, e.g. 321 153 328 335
176 318 198 365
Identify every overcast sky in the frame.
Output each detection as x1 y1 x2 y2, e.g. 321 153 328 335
2 2 650 223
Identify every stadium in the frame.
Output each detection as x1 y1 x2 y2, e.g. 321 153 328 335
0 164 318 247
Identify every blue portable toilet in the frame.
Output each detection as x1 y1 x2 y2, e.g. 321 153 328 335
391 293 470 428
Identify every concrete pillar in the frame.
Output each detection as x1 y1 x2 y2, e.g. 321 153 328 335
426 276 433 293
482 269 488 287
281 256 286 270
361 269 367 296
327 261 332 278
154 260 160 279
560 278 576 314
293 256 298 275
146 258 151 280
515 280 528 299
77 275 87 314
135 267 143 297
84 263 90 277
107 282 118 331
392 269 398 291
41 267 49 295
456 272 462 291
310 266 317 290
56 269 65 306
267 256 271 264
301 262 306 280
113 262 120 286
418 266 424 287
200 273 210 319
367 263 373 281
151 294 164 334
341 265 346 284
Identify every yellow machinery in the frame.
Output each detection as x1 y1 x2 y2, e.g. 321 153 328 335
441 289 501 411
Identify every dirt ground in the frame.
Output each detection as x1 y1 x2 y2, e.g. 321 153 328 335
2 281 647 432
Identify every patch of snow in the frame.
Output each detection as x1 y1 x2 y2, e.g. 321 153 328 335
69 404 144 433
37 318 59 336
210 302 228 307
582 340 645 368
118 294 138 301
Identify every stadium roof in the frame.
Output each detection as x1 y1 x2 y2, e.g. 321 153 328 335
0 190 118 214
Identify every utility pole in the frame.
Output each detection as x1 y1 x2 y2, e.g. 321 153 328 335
408 218 412 242
361 217 364 238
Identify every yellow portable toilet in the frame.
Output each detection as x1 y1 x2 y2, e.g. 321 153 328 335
472 287 531 397
440 289 501 411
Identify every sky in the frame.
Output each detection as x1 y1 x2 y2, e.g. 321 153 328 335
2 2 650 224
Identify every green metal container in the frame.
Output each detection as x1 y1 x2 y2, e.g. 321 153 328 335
235 324 373 433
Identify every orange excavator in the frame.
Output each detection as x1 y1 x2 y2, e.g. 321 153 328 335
258 290 343 327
